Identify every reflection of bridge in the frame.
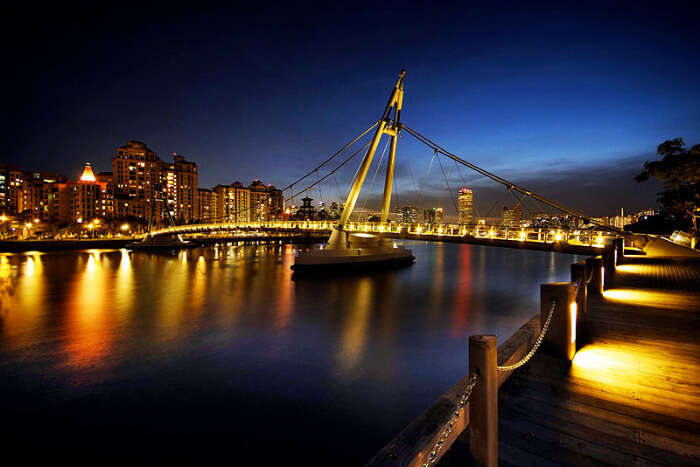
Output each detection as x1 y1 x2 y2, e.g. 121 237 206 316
148 220 613 249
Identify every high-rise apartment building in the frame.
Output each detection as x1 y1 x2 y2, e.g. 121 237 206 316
7 168 29 214
248 180 269 221
268 185 283 220
162 155 198 222
69 163 101 223
458 187 473 225
0 163 7 213
112 142 198 222
197 189 217 222
214 182 250 222
113 141 162 219
95 172 115 219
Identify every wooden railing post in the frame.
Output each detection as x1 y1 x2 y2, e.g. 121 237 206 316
612 238 624 265
469 335 498 467
541 283 577 362
585 256 604 296
571 262 587 316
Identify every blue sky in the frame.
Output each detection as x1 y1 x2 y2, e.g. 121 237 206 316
4 1 699 217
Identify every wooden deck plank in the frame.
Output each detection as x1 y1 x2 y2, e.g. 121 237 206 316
439 256 700 466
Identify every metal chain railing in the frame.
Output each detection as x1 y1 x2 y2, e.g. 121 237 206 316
496 299 557 372
422 373 479 466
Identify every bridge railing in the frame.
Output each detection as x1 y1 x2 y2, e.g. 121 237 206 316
148 220 618 247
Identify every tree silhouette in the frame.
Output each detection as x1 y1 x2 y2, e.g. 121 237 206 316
636 138 700 235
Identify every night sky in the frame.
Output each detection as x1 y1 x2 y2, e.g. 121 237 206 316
4 2 699 217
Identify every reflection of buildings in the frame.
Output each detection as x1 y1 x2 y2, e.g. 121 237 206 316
502 205 521 228
458 187 473 225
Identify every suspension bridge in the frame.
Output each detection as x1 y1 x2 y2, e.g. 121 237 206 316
139 69 695 261
138 71 700 464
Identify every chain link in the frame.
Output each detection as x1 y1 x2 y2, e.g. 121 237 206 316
585 266 594 284
422 373 479 467
497 298 557 372
421 298 557 465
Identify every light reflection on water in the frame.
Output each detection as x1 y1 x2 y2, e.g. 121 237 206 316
0 242 581 464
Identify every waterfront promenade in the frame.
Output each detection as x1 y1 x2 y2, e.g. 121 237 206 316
438 255 700 466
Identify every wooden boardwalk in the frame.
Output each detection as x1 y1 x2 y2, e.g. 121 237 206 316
440 257 700 466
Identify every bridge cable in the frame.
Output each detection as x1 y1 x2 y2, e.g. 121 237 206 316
406 159 421 209
401 124 623 233
436 151 459 214
280 121 379 193
285 140 372 203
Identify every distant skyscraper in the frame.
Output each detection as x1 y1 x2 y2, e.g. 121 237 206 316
423 207 444 224
458 187 473 224
502 205 521 228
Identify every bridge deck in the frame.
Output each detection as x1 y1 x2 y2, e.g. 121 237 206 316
440 257 700 466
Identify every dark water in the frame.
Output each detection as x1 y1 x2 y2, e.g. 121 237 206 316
0 241 580 465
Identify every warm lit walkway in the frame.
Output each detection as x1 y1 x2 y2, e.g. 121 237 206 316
442 257 700 466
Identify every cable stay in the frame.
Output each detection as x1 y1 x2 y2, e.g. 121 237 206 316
285 140 372 203
401 124 624 233
280 121 379 193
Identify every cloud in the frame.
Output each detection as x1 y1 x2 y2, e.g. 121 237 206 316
346 152 664 219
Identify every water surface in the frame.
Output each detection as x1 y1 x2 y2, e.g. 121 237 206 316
0 241 580 464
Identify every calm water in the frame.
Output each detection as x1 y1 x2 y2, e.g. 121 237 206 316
0 241 580 464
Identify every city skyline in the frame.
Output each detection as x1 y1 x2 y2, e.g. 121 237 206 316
5 3 699 217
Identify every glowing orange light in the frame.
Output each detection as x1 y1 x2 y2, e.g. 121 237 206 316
570 302 577 344
79 163 96 182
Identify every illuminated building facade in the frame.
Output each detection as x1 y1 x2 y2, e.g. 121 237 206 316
95 172 115 218
397 206 418 223
424 207 444 224
248 180 269 221
214 182 250 222
0 163 7 212
113 141 162 219
268 185 284 220
502 205 521 227
197 188 219 222
458 187 473 225
161 155 198 222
